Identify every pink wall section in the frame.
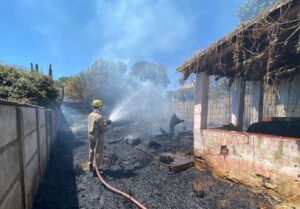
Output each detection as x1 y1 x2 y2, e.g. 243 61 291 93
194 129 300 207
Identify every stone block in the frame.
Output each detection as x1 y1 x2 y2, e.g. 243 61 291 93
39 125 46 145
24 131 38 165
38 109 45 128
21 107 36 137
0 105 17 148
0 145 20 200
40 140 47 174
25 154 40 208
0 181 22 209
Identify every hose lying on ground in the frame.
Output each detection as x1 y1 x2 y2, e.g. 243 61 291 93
94 139 148 209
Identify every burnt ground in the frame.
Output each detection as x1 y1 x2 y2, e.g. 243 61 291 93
32 114 275 209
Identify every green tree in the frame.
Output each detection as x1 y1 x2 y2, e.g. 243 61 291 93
63 59 127 105
54 76 70 88
48 64 53 79
130 61 170 89
238 0 277 22
64 74 90 102
62 59 170 112
209 78 229 101
35 64 39 72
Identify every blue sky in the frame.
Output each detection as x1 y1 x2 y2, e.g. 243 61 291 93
0 0 245 89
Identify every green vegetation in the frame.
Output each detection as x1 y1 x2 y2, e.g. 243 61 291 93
61 59 170 109
54 76 70 88
130 61 170 89
64 74 91 102
209 78 230 101
0 64 59 107
171 88 195 101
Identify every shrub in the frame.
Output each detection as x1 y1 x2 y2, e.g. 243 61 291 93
0 65 59 108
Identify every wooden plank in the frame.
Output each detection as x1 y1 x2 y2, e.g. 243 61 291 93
169 156 195 172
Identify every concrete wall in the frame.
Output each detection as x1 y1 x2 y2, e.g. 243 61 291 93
172 101 194 123
0 104 59 209
194 129 300 207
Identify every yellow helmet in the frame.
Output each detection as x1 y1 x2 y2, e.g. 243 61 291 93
92 99 103 108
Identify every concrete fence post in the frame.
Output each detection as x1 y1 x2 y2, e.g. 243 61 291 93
49 111 53 150
35 109 42 181
16 107 27 209
44 111 49 162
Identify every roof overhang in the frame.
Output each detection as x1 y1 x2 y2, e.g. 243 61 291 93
178 0 300 83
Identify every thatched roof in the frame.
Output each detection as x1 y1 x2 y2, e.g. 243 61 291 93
178 0 300 83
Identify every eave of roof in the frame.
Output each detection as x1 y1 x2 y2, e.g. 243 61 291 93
178 0 300 82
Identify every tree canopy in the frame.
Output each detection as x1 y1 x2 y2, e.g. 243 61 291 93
62 59 171 111
63 59 129 108
130 61 170 89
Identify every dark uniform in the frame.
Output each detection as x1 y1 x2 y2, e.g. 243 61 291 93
169 114 184 136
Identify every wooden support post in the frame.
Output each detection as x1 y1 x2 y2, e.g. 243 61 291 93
194 72 209 157
231 78 245 131
251 80 264 124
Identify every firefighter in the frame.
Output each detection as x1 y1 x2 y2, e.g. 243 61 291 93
169 114 184 136
88 99 108 176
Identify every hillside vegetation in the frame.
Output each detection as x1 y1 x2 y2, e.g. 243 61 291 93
0 64 59 107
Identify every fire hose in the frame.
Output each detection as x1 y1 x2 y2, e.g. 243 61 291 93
93 139 148 209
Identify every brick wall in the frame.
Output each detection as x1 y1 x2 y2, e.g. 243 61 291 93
194 129 300 208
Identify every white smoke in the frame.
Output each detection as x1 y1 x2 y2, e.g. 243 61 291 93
109 81 171 124
89 0 190 61
81 60 173 133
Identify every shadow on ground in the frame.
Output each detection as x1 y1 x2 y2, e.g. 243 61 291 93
32 113 80 209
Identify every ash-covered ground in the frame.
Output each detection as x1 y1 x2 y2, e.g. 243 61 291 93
32 113 275 209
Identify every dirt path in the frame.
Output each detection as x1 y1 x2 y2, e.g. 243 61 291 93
32 114 274 209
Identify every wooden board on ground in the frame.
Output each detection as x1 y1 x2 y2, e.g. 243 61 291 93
169 156 195 172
